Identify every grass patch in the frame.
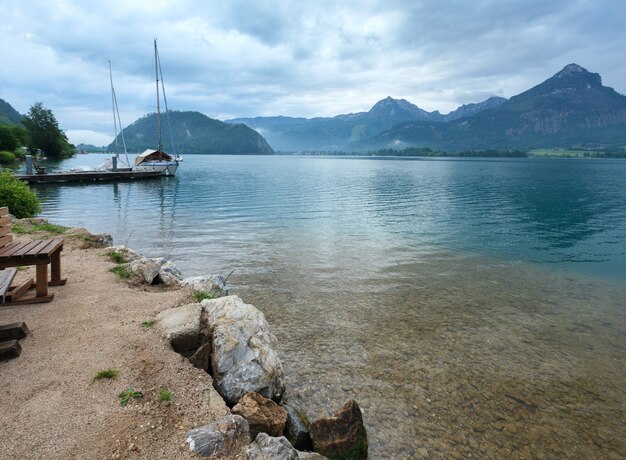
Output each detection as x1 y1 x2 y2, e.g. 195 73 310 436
159 389 172 401
193 290 222 302
118 388 142 407
141 319 156 329
107 250 128 264
93 368 119 382
109 264 131 279
11 223 28 234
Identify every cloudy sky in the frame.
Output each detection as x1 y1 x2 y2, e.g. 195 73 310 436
2 0 625 145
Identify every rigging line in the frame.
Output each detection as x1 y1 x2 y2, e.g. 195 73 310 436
156 44 179 157
108 59 130 166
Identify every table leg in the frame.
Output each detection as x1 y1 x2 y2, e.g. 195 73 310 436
36 263 48 297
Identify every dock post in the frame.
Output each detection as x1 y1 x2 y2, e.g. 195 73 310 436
25 155 33 175
112 156 118 171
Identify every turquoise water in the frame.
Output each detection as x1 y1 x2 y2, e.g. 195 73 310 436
32 154 626 458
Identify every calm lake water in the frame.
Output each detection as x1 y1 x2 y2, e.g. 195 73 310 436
31 154 626 458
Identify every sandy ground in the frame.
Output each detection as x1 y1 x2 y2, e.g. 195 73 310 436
0 227 229 459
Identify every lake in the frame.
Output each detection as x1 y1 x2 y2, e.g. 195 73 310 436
31 154 626 458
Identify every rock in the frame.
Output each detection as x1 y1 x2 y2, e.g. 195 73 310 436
283 404 312 450
129 257 166 285
186 414 250 457
232 392 288 438
68 227 113 248
109 245 142 262
245 433 298 460
181 275 228 296
309 400 368 460
158 260 184 286
203 295 285 405
297 452 328 459
188 342 211 370
156 303 203 353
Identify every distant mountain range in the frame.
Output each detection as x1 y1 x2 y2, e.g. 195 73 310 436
228 64 626 152
0 98 23 125
109 111 274 155
226 96 507 151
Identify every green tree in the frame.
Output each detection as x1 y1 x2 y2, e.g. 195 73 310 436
0 125 19 151
0 171 40 218
23 102 74 159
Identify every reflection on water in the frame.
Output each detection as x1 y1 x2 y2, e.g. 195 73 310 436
34 155 626 458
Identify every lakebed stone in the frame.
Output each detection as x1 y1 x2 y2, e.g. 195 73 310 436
245 433 298 460
186 414 250 457
232 392 288 438
310 399 368 460
203 295 285 405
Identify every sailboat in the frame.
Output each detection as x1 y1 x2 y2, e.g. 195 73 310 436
133 39 181 176
97 60 132 172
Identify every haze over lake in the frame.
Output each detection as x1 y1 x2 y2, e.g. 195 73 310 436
31 154 626 458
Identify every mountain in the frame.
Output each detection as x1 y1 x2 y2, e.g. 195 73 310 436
111 111 274 155
0 98 23 125
359 64 626 152
443 96 507 121
227 96 503 151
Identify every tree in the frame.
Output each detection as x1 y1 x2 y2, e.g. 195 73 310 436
0 125 19 151
23 102 74 159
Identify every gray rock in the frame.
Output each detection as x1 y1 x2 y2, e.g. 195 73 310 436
203 295 285 405
181 275 228 296
245 433 298 460
129 257 165 284
156 303 202 353
109 245 142 262
284 404 312 451
186 414 250 457
158 260 184 286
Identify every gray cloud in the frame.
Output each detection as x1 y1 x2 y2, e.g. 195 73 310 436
2 0 625 145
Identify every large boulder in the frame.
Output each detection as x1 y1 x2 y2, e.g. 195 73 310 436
283 404 312 451
309 400 368 460
186 414 251 457
203 295 285 405
181 275 228 297
158 260 184 286
232 392 288 438
156 303 203 353
245 433 298 460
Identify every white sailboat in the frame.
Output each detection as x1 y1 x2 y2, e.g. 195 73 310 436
97 60 132 172
133 39 181 176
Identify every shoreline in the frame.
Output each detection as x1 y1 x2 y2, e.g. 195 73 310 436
0 222 231 459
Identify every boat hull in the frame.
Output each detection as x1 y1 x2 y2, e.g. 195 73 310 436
133 161 178 176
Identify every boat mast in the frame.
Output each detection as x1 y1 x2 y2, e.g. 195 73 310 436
154 38 162 152
108 60 129 164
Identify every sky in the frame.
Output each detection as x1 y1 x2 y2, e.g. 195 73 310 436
2 0 625 146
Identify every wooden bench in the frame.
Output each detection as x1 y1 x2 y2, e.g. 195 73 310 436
0 207 66 305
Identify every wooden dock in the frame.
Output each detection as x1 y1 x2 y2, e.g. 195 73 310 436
16 170 163 184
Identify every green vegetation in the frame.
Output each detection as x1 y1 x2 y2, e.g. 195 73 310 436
23 102 74 159
141 320 156 329
159 389 172 401
107 250 128 264
0 150 17 164
366 147 528 158
11 220 67 234
109 264 131 279
93 369 119 382
0 171 40 218
528 148 626 158
193 289 223 302
118 388 142 406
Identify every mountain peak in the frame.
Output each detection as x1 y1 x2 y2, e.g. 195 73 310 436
552 63 602 86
